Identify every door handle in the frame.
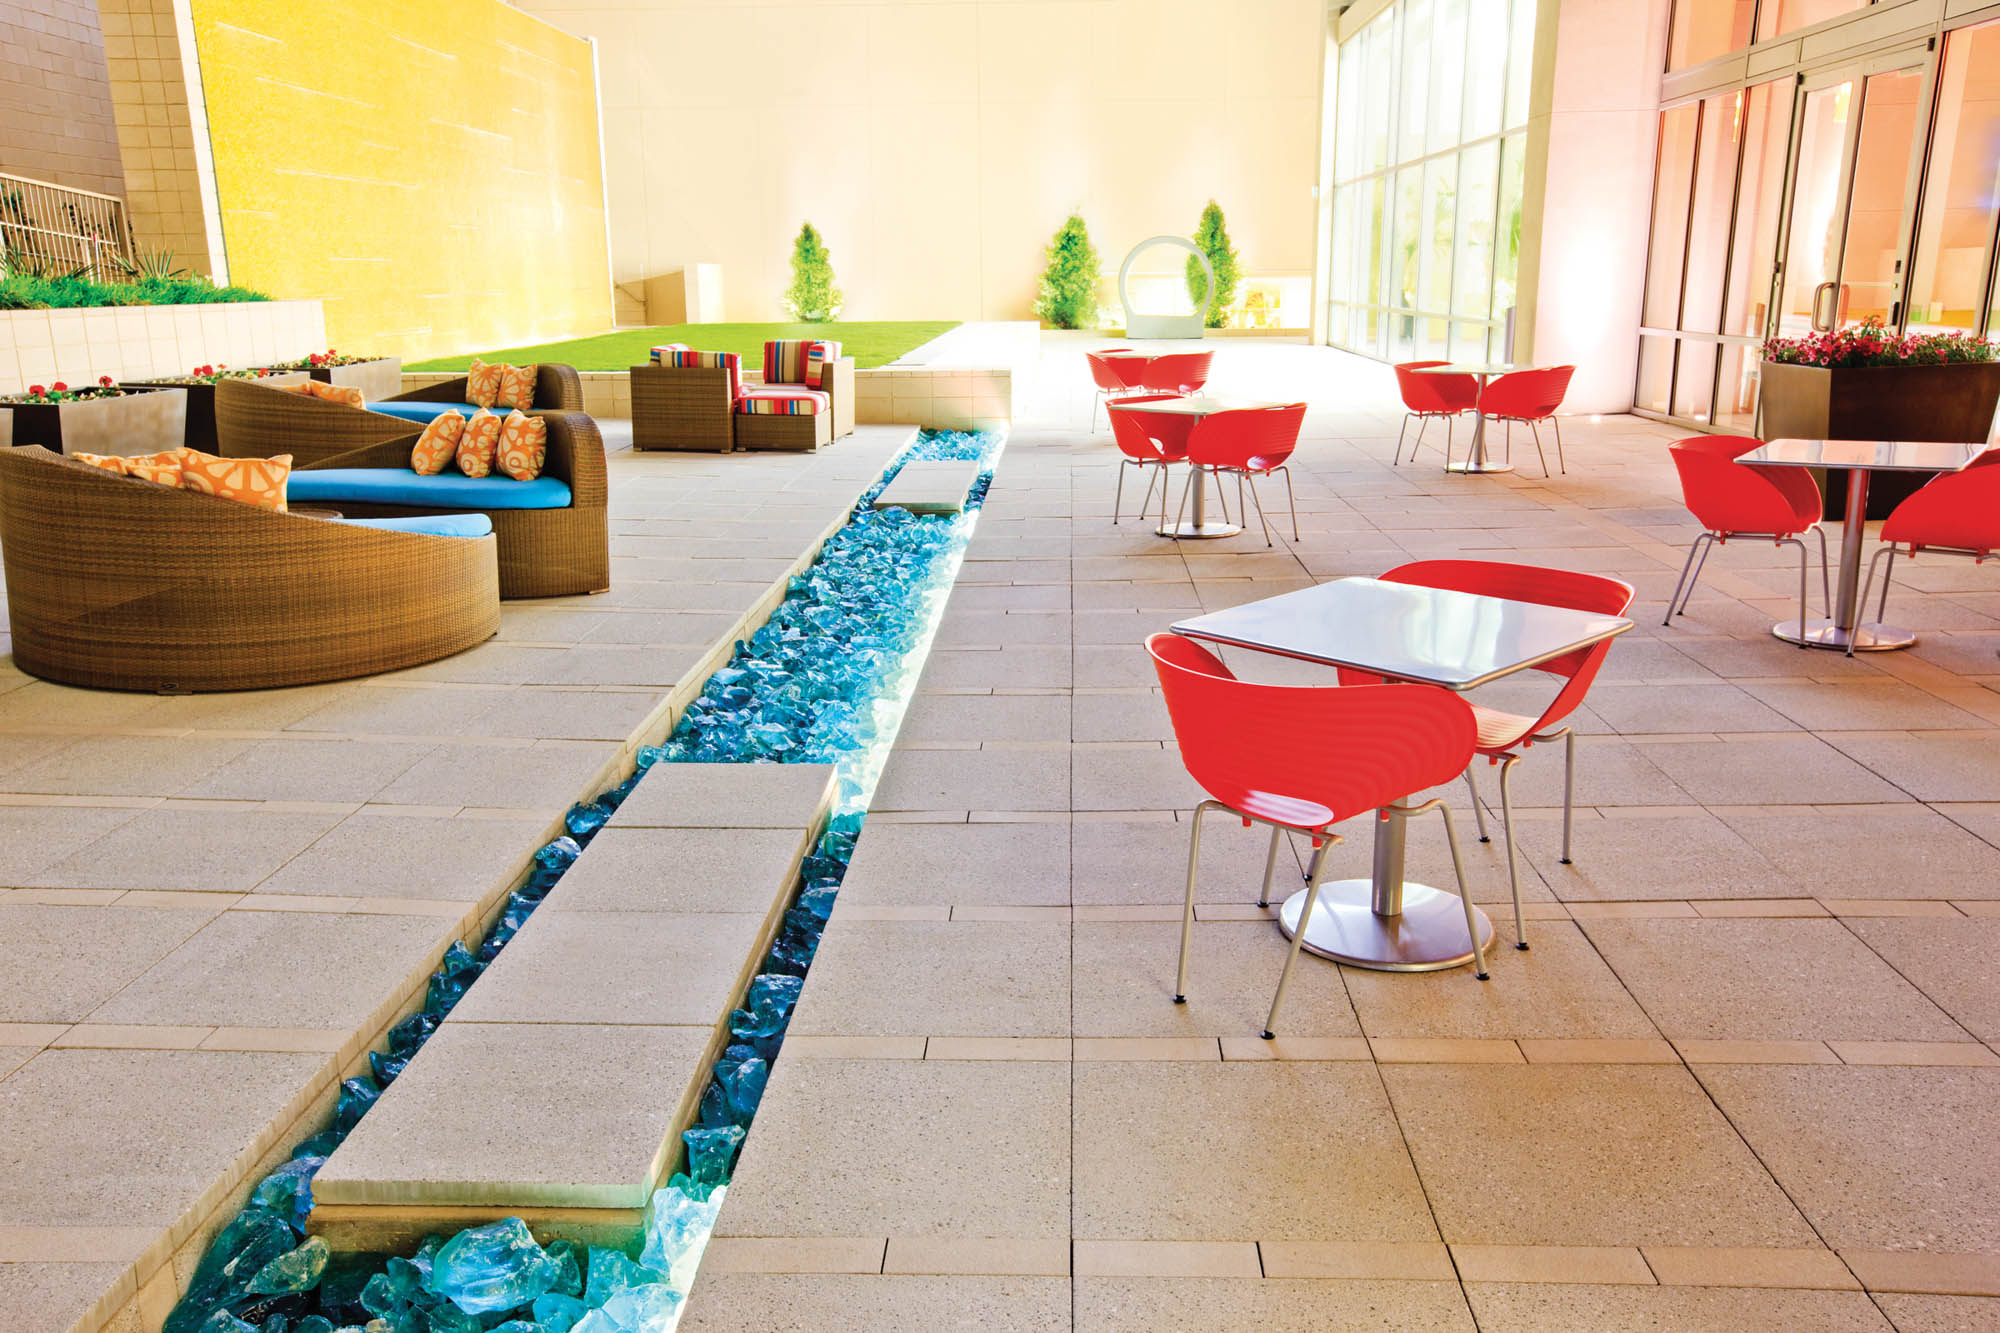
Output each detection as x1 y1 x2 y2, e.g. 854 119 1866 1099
1811 282 1838 332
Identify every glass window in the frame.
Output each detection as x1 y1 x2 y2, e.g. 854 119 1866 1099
1363 13 1394 176
1666 0 1755 72
1334 41 1364 183
1493 132 1527 321
1464 0 1507 140
1429 0 1468 156
1777 80 1852 338
1672 342 1719 422
1393 168 1423 308
1455 140 1499 318
1504 0 1537 130
1839 67 1925 327
1328 187 1355 303
1636 335 1674 414
1423 156 1457 311
1724 81 1791 341
1758 0 1866 43
1644 104 1700 329
1681 92 1744 333
1715 343 1761 432
1907 20 2000 334
1399 0 1433 162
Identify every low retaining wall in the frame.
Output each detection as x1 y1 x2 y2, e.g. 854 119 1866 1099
0 299 327 397
399 366 1015 431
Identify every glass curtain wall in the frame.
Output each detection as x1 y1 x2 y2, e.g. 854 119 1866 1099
1668 0 1868 70
1324 0 1538 362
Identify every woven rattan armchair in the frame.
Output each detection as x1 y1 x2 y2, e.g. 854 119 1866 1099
295 412 610 599
383 363 585 413
0 446 499 692
631 354 737 453
215 376 417 465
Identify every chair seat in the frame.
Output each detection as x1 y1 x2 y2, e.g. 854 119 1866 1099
369 401 481 424
290 469 573 510
1471 704 1536 753
736 386 829 415
1231 789 1337 832
333 513 495 538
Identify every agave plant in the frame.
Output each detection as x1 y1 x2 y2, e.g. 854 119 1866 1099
114 246 188 281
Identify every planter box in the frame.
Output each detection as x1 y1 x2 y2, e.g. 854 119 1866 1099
121 372 310 451
1758 360 2000 519
0 300 327 398
310 357 402 403
1 389 188 456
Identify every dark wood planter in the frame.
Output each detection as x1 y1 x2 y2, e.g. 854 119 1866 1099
1758 360 2000 519
121 372 308 451
0 389 188 456
309 357 402 403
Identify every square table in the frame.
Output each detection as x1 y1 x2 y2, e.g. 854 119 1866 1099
1172 577 1633 971
1410 363 1534 474
1112 396 1290 539
1735 438 1988 651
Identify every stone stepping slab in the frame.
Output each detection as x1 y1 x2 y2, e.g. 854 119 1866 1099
309 763 834 1249
871 461 980 515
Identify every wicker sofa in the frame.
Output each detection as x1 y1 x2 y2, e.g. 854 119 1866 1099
632 340 855 453
0 446 499 692
214 377 610 599
373 363 586 425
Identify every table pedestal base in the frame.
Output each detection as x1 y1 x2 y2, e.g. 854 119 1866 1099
1772 618 1916 652
1277 880 1494 972
1444 458 1514 475
1157 519 1244 539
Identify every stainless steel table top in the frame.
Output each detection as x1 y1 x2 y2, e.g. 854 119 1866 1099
1739 438 1990 473
1172 576 1633 690
1110 395 1290 418
1408 363 1534 377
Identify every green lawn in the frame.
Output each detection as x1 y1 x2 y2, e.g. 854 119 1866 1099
406 321 962 373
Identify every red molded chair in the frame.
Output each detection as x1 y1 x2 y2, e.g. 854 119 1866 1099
1392 360 1478 467
1107 396 1198 528
1140 350 1215 396
1352 561 1634 950
1177 403 1307 545
1149 632 1488 1037
1848 448 2000 655
1665 435 1830 644
1477 366 1575 476
1086 351 1146 432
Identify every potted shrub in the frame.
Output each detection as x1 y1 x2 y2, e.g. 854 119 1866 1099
0 375 187 456
120 363 309 451
1759 320 2000 518
272 347 402 403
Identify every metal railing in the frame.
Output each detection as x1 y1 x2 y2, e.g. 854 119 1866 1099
0 172 133 281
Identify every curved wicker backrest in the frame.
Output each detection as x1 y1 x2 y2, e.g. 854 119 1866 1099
216 377 417 464
0 447 499 691
383 363 585 412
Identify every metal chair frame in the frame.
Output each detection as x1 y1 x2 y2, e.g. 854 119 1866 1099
1393 410 1465 468
1665 527 1831 648
1848 541 1991 656
1490 414 1566 477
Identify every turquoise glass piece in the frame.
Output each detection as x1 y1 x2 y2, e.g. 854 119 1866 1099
638 1184 726 1292
489 1322 547 1333
535 837 582 872
565 801 610 840
195 1313 256 1333
294 1318 336 1333
387 1012 438 1057
423 1304 482 1332
427 1218 561 1316
682 1124 745 1188
249 1156 321 1229
424 942 483 1016
544 1239 584 1296
291 1131 342 1160
533 1291 589 1332
246 1236 328 1295
370 1048 410 1086
598 1283 680 1332
334 1077 379 1132
582 1248 665 1307
165 1209 297 1333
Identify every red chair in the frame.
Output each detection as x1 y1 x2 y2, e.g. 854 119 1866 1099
1477 366 1575 476
1149 632 1488 1036
1392 360 1478 467
1107 396 1199 527
1353 561 1634 950
1176 403 1307 545
1848 448 2000 655
1139 350 1214 397
1665 435 1830 644
1086 351 1146 432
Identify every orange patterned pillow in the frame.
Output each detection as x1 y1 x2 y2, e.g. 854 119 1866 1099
466 359 504 409
456 409 502 478
496 410 547 481
179 449 292 511
73 451 186 486
495 363 536 411
310 380 365 409
73 452 134 475
411 410 466 476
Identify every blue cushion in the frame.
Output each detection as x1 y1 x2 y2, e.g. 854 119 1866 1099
368 401 481 424
289 469 573 510
335 513 494 539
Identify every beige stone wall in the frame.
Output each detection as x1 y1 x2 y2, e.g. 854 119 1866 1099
523 0 1323 323
98 0 216 276
0 0 126 197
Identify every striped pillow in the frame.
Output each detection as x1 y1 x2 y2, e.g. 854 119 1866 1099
763 339 843 389
737 386 829 415
660 348 741 400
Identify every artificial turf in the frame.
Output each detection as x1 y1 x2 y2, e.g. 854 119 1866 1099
406 321 962 373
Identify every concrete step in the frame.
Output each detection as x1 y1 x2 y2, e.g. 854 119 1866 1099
872 460 980 515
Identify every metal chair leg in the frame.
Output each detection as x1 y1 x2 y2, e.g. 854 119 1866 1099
1463 767 1490 842
1552 415 1566 474
1138 466 1159 522
1443 415 1455 471
1496 754 1527 950
1785 534 1809 649
1814 525 1832 617
1278 466 1299 541
1173 803 1211 1002
1112 461 1127 524
1505 420 1513 465
1529 420 1550 478
1393 414 1411 466
1847 545 1897 657
1245 473 1275 548
1264 832 1334 1038
1560 730 1577 865
1257 823 1282 909
1237 472 1247 529
1664 533 1710 625
1877 546 1896 621
1437 804 1489 980
1171 468 1193 538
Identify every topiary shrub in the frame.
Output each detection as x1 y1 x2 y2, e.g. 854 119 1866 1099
1187 200 1241 329
783 222 842 322
1034 212 1101 330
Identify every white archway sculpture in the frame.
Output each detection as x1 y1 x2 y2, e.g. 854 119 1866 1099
1119 235 1212 340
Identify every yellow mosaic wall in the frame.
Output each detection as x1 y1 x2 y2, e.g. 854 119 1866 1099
187 0 612 362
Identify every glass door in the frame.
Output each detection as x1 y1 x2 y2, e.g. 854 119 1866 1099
1772 49 1934 339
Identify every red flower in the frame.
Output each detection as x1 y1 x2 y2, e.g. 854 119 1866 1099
50 381 68 393
27 385 44 396
99 374 114 387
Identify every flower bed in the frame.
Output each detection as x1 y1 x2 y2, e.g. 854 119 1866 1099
1764 319 1997 368
0 272 269 309
0 373 187 453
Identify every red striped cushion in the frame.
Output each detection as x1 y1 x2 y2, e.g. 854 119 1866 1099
657 348 739 399
735 385 829 415
763 339 842 389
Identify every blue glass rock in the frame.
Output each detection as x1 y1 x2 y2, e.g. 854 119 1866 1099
245 1235 328 1295
535 836 583 872
360 1257 434 1318
165 1209 298 1333
533 1290 590 1332
639 1183 727 1290
427 1218 562 1316
683 1124 745 1188
424 942 483 1016
334 1076 380 1132
719 1057 768 1123
195 1313 256 1333
565 801 610 840
582 1248 666 1307
249 1156 321 1229
598 1282 681 1331
293 1318 336 1333
424 1303 483 1333
544 1238 584 1296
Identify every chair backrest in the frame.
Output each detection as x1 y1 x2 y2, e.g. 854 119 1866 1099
1371 559 1634 738
764 340 841 389
1141 351 1215 394
1148 633 1477 828
657 348 742 400
1481 365 1574 419
1394 360 1476 414
1185 403 1307 469
1882 460 2000 554
1667 434 1813 537
1106 397 1193 462
1086 352 1130 393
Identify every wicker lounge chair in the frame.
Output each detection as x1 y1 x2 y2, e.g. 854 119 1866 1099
214 379 611 599
631 341 855 453
381 363 585 415
0 446 499 692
